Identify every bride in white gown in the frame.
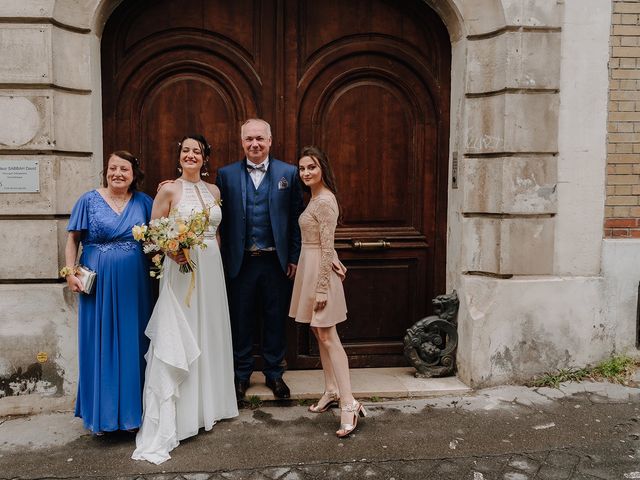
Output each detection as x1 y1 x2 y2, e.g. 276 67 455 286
132 135 238 465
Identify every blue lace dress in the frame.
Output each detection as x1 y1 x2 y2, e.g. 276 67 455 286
67 189 153 432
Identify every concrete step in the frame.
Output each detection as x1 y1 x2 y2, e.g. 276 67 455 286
246 367 471 401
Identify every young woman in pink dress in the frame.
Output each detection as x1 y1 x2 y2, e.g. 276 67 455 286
289 146 366 438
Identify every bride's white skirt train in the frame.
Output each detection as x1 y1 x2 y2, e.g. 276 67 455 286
132 241 238 465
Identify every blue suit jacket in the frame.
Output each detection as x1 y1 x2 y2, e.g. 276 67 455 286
215 157 304 279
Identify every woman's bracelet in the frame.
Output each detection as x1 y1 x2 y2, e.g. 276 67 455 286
59 265 77 278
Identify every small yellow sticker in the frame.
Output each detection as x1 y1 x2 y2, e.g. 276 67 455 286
36 352 48 363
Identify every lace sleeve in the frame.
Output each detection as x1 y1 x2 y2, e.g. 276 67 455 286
313 196 338 294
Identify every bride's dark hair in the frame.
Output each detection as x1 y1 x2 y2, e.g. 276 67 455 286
177 134 212 177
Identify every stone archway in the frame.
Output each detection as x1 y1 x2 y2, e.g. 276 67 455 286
89 0 566 386
99 0 453 369
89 0 567 386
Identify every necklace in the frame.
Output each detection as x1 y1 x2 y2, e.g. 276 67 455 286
107 191 130 213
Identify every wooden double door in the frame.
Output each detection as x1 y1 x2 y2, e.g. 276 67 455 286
102 0 451 368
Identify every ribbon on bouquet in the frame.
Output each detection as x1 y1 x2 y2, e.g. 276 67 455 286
183 248 196 307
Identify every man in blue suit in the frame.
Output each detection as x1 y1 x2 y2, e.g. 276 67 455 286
216 118 303 399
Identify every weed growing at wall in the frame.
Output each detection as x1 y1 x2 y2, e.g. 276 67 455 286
531 354 638 388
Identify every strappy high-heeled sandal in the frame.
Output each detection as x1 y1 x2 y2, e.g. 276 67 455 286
308 391 339 413
336 400 367 438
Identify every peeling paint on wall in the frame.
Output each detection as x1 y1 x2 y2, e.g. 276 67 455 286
0 361 62 398
489 317 575 382
0 321 65 399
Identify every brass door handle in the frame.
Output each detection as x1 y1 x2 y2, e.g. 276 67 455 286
351 239 391 250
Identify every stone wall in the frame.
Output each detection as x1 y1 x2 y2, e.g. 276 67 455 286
455 0 617 386
606 1 640 237
0 1 105 414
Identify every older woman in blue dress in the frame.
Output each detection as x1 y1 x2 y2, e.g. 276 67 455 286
62 151 153 434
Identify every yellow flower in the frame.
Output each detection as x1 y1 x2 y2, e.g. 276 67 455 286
152 254 163 266
132 225 147 241
177 222 188 234
190 219 204 232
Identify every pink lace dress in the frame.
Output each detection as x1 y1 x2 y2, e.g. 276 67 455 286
289 192 347 326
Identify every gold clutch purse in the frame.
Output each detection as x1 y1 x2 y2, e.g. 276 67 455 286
76 265 97 294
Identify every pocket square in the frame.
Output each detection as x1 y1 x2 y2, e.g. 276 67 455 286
278 177 289 190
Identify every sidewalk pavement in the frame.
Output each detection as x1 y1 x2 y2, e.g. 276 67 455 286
244 367 471 400
1 369 640 480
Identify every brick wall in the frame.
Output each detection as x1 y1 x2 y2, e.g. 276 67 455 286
606 1 640 237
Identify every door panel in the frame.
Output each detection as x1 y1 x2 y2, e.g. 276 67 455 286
102 0 273 191
102 0 450 369
140 75 242 193
292 0 449 367
321 80 414 225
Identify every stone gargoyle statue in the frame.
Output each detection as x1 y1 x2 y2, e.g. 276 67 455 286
403 290 459 378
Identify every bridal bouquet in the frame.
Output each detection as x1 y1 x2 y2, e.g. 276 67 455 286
132 208 211 306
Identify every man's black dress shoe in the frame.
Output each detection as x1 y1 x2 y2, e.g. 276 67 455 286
266 377 291 399
235 379 250 400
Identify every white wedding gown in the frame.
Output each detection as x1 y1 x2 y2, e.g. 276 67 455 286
132 179 238 465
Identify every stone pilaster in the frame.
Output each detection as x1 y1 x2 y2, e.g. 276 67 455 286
0 1 102 414
460 4 562 277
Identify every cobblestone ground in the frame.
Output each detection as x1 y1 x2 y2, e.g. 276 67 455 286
2 381 639 480
30 441 640 480
10 428 639 480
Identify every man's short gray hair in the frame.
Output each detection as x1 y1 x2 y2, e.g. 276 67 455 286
241 118 272 138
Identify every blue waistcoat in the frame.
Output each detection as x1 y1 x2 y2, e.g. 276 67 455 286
245 171 275 250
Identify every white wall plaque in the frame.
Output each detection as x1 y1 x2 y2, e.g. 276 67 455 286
0 160 40 193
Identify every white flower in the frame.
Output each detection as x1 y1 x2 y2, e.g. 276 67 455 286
166 225 178 238
143 244 159 254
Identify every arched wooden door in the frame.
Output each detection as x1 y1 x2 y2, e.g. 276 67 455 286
102 0 450 369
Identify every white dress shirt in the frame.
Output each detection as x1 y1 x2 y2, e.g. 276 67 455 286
246 157 269 189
